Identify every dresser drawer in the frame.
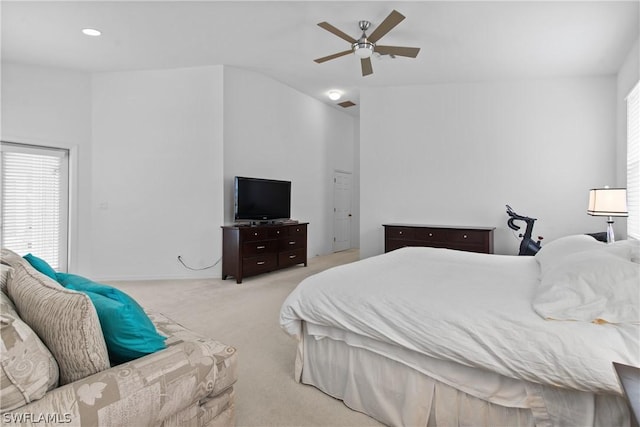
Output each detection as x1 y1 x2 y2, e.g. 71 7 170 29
447 229 488 245
385 227 415 240
278 249 306 267
288 224 307 236
268 227 287 239
242 253 277 275
243 240 278 256
242 228 269 241
414 228 448 243
279 236 306 251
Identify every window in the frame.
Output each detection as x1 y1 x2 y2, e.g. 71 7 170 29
1 142 69 270
627 83 640 240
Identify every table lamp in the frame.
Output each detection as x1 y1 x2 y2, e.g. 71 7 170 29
587 187 628 243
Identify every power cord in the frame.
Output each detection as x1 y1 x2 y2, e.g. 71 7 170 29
177 255 221 271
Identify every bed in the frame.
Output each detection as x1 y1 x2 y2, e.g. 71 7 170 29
279 235 640 427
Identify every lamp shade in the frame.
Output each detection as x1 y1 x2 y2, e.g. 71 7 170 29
587 188 628 217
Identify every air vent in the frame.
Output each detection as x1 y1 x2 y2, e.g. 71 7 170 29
338 101 356 108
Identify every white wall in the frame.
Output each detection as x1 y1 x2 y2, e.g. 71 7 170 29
3 63 357 281
360 77 617 258
1 62 621 274
1 63 93 274
222 67 357 258
91 66 224 280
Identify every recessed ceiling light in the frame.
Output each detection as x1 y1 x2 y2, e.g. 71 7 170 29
328 90 342 101
82 28 102 37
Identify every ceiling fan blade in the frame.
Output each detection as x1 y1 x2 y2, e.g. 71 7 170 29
314 49 353 63
361 57 373 76
367 10 405 43
317 22 357 44
375 45 421 58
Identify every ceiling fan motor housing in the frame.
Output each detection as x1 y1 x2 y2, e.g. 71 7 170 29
358 20 371 31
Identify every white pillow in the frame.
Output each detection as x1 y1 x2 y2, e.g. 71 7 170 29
534 234 606 275
533 250 640 324
604 239 640 263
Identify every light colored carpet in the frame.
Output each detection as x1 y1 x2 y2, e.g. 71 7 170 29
109 249 383 427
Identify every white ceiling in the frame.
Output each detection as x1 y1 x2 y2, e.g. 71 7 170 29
2 1 639 116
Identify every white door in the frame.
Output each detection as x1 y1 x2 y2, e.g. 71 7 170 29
333 171 352 252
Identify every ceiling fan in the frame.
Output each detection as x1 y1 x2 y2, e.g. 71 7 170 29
314 10 421 77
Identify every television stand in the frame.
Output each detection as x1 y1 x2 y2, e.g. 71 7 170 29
221 222 308 284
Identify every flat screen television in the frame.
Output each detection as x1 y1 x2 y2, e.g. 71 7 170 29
234 176 291 222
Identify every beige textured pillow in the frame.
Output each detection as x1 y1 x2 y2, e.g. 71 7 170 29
7 263 110 384
1 291 59 412
0 264 12 295
1 249 31 271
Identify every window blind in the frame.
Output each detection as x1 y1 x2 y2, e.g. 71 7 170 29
1 142 69 270
627 82 640 240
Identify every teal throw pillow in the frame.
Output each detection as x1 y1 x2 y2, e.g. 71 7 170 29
56 273 167 364
23 253 58 280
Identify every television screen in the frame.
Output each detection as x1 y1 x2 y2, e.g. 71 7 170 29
234 176 291 221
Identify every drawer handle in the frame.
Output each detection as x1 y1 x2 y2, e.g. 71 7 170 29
399 231 403 235
428 233 433 237
256 245 266 249
296 228 300 232
289 241 296 245
257 261 266 265
289 255 297 259
463 235 468 239
254 232 258 236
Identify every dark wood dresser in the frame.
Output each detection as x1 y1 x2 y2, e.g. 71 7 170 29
222 222 308 283
383 223 495 254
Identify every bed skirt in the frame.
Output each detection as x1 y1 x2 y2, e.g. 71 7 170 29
296 323 632 427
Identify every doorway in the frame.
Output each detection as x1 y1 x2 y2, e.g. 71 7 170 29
333 170 352 252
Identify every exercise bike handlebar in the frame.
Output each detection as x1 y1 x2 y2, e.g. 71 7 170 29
506 204 537 222
505 204 543 256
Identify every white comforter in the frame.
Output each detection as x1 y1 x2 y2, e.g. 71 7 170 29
280 246 640 394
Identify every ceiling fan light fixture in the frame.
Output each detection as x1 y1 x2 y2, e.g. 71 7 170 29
352 41 374 58
328 90 342 101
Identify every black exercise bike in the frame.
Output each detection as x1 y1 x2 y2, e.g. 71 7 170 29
505 205 543 256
